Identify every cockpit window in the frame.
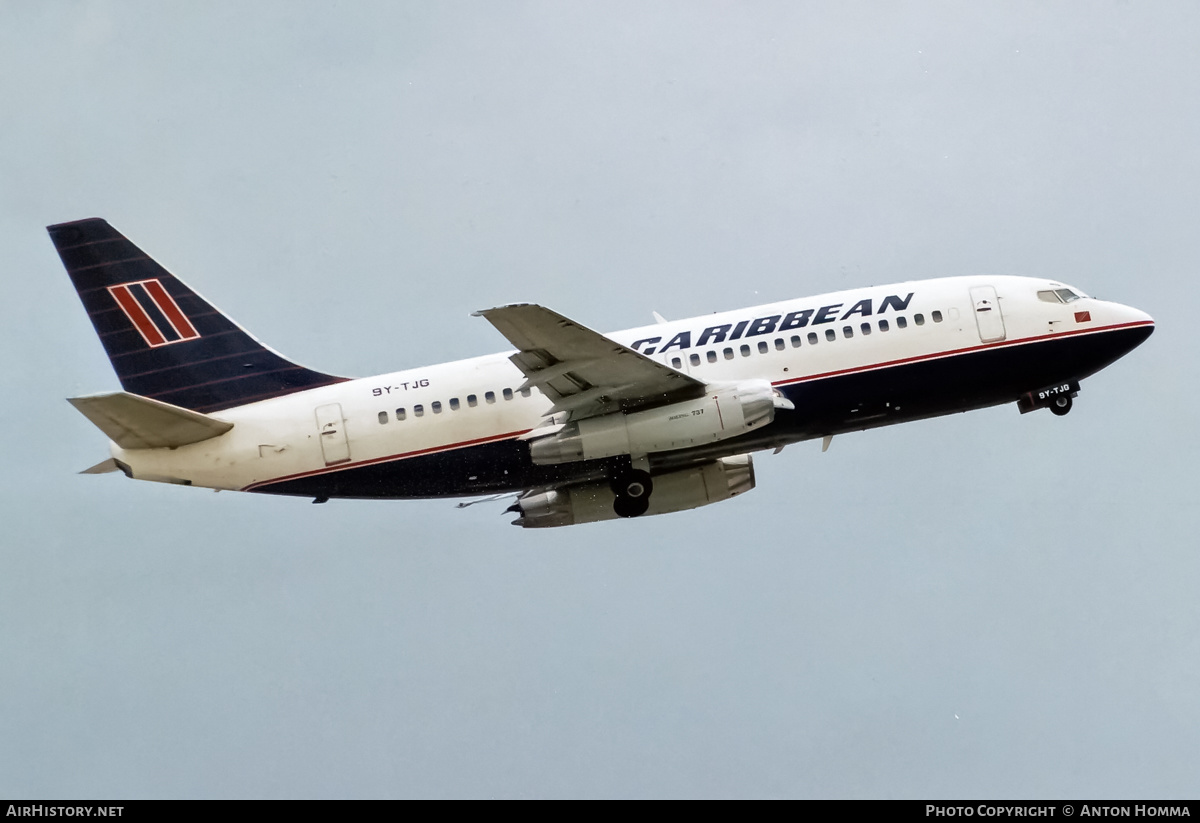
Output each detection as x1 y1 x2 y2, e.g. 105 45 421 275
1037 287 1086 304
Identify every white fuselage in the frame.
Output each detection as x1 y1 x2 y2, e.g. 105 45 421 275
109 275 1153 498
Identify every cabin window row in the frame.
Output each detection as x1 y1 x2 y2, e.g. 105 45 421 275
378 387 532 424
669 311 944 369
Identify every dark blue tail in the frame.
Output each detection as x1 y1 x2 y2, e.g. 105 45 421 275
49 218 348 413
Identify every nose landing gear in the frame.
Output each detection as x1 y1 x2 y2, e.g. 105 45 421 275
1049 395 1073 416
1017 381 1080 416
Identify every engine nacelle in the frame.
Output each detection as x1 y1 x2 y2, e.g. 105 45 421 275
512 454 756 528
529 380 783 465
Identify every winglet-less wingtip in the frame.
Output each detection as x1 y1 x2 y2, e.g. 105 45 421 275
80 458 120 475
473 303 532 318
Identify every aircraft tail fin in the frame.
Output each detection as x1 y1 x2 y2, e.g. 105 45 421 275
48 218 347 413
68 391 234 450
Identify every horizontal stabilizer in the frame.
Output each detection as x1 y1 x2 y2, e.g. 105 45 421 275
68 392 234 449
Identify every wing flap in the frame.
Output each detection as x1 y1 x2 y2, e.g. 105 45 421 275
474 304 705 419
68 391 234 449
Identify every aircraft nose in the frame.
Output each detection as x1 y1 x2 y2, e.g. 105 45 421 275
1109 302 1155 353
1119 303 1155 332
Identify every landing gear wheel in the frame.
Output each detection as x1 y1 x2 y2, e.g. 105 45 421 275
610 469 653 500
610 468 653 518
614 494 651 518
1050 396 1073 416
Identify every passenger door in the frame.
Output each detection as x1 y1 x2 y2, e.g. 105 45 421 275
969 286 1006 343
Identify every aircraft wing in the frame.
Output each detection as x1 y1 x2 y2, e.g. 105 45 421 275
473 303 706 420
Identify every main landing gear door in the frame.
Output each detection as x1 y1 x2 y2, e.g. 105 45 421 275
315 403 351 465
970 285 1007 343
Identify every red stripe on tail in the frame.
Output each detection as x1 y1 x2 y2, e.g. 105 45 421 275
142 279 199 340
108 284 167 347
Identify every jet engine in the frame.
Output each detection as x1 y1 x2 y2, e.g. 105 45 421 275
529 380 788 465
510 454 755 528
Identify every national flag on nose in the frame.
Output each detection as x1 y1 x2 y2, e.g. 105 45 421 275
1074 311 1092 323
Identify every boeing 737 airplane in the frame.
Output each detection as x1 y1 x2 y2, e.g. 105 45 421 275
50 218 1154 527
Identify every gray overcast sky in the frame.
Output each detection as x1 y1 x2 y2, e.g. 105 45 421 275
1 1 1197 799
